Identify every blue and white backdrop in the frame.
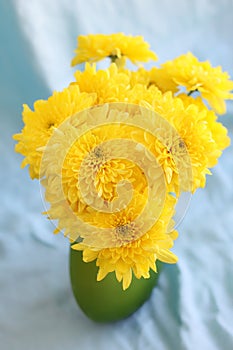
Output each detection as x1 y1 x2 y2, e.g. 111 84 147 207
0 1 233 349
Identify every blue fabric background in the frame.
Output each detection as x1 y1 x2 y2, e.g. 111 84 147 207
0 1 232 349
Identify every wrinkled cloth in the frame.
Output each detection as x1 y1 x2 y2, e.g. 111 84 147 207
0 1 233 349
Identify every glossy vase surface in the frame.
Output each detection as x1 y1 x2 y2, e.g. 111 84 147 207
70 248 162 322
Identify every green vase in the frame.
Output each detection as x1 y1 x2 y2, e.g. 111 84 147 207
69 247 162 323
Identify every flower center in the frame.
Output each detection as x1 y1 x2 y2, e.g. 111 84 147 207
46 121 55 130
116 224 130 235
115 222 139 244
84 145 107 171
93 146 104 159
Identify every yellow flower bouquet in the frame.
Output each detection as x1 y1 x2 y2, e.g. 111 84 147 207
13 33 232 322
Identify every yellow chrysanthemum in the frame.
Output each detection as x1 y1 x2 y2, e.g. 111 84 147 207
71 33 158 68
163 95 230 188
61 127 140 211
13 85 96 179
147 67 179 93
74 63 131 104
73 65 189 194
40 103 182 290
152 52 233 114
14 32 232 294
125 67 178 93
41 104 170 242
179 93 231 160
72 194 178 290
74 64 231 193
124 85 230 191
